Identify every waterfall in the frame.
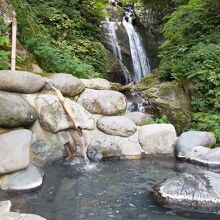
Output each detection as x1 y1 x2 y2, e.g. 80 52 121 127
122 18 151 83
102 20 132 83
102 4 151 84
102 20 122 60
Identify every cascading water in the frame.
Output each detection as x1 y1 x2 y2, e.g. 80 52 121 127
122 17 151 83
102 20 132 84
103 3 151 84
103 19 123 61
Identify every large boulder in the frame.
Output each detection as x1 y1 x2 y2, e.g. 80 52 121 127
135 75 191 134
175 131 216 159
0 129 31 174
138 124 177 154
182 145 220 168
87 132 122 161
78 89 127 115
0 212 46 220
153 170 220 212
86 130 142 161
31 120 68 165
81 78 112 90
0 70 45 93
0 92 38 128
97 116 137 137
124 112 153 126
119 132 143 160
1 164 44 192
36 94 94 132
47 73 85 97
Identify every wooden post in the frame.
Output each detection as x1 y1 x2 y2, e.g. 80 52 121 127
45 81 83 137
11 18 17 71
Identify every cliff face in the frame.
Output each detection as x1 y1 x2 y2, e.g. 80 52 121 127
134 0 172 70
0 0 15 25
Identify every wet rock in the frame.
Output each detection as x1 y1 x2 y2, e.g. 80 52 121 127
0 212 46 220
138 124 177 154
36 94 94 132
81 78 112 90
87 132 121 161
176 131 216 159
124 112 153 126
184 146 220 168
0 92 38 128
78 89 127 115
106 52 131 85
153 170 220 212
0 129 31 174
97 116 137 137
31 120 68 165
0 201 11 213
86 130 143 161
0 70 45 93
135 75 191 134
1 165 44 192
47 73 85 97
119 135 142 160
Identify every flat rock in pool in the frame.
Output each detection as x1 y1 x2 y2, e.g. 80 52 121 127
186 146 220 168
175 131 216 159
0 212 46 220
1 164 44 192
153 170 220 212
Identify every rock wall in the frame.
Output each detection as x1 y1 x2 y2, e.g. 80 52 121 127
0 70 178 193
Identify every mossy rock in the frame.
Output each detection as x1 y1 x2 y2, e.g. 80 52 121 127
136 76 192 134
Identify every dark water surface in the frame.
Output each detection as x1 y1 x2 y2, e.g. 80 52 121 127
1 158 220 220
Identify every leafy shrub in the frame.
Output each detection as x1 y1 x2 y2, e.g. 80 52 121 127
0 21 10 70
147 115 170 124
158 0 220 139
11 0 108 78
190 112 220 145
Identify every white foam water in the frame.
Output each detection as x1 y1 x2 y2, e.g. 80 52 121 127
122 17 151 83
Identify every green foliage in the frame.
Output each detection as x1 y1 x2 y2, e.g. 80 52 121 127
11 0 108 78
171 0 188 6
147 115 170 124
158 0 220 140
190 112 220 144
0 20 10 70
121 0 138 5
